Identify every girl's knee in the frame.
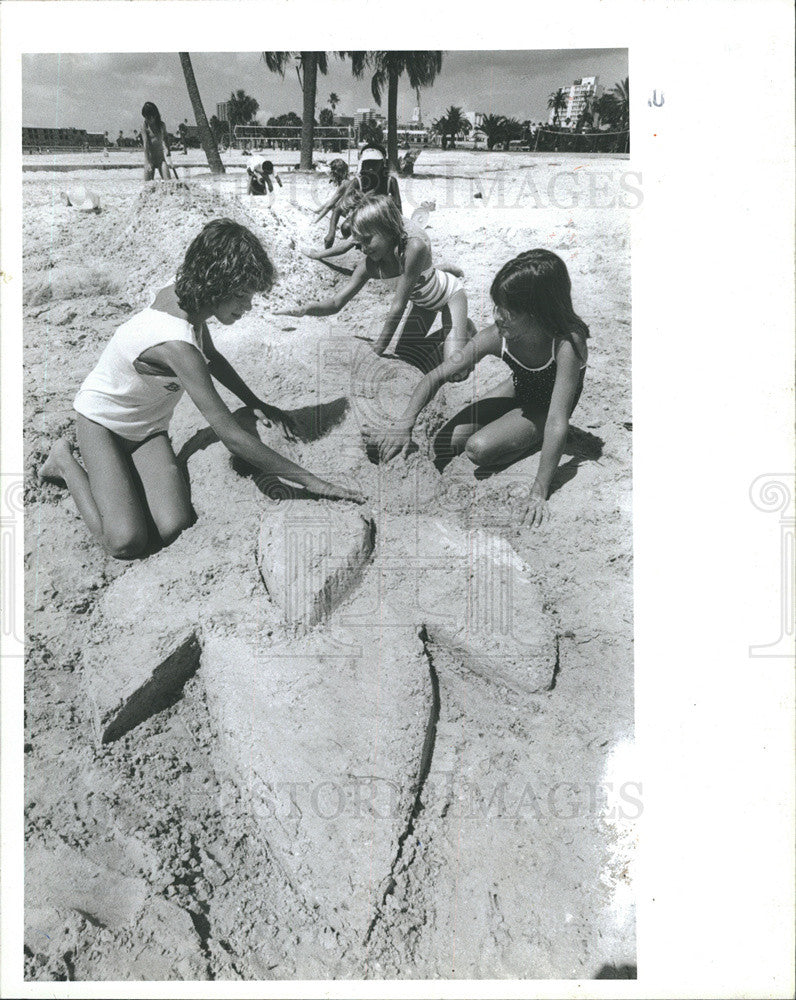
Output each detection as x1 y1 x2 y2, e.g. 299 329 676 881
105 526 148 560
157 507 195 545
464 434 495 467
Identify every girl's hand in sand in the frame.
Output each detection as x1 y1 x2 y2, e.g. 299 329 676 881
524 494 550 529
311 479 366 504
274 305 307 318
302 247 322 260
254 405 298 443
363 421 412 463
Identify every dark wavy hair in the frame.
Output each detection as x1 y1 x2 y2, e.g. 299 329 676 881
141 102 162 125
490 249 589 360
175 218 274 316
329 158 349 184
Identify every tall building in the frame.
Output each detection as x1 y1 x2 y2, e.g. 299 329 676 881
354 108 385 128
216 102 229 122
462 110 484 131
548 76 603 126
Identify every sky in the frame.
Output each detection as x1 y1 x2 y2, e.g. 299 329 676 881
22 49 628 136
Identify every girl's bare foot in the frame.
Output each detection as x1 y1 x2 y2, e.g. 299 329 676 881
38 437 72 484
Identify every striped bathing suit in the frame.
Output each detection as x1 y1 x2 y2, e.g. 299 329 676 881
409 265 463 311
378 220 464 312
501 337 587 413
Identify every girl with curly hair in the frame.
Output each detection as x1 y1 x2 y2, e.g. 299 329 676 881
40 219 363 558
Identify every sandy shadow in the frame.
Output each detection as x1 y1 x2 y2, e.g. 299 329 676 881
471 425 604 493
317 257 355 277
175 398 350 468
594 963 637 980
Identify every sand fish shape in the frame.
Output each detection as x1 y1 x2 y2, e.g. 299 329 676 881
201 620 433 941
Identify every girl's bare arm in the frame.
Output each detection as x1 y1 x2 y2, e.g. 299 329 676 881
401 325 500 424
531 340 583 500
274 259 370 317
367 326 500 462
372 239 425 354
156 341 363 501
304 238 357 261
314 183 346 220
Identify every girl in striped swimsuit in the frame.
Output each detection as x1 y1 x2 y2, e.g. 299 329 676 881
364 249 589 528
278 194 471 377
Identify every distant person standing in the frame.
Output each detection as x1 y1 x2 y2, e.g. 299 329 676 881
141 102 174 181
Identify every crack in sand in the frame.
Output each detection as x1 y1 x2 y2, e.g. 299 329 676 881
364 625 441 946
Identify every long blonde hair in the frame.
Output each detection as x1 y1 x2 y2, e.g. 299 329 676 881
349 195 405 253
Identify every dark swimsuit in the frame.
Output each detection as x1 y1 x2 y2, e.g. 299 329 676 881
501 337 587 413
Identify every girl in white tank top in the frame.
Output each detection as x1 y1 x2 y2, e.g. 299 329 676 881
40 219 364 560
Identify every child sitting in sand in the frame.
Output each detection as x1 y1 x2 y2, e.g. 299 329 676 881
142 102 174 181
40 218 363 559
363 249 589 527
247 159 283 197
277 194 471 376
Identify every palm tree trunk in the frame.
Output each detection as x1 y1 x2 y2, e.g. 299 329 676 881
179 53 225 174
387 69 399 170
300 52 317 170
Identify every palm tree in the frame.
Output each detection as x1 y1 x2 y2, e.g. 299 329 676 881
442 105 469 150
479 113 507 150
263 52 331 169
431 115 448 150
611 77 629 128
227 89 260 128
502 116 524 145
576 94 594 132
593 92 618 129
351 51 442 169
328 92 340 113
547 88 567 127
179 52 225 173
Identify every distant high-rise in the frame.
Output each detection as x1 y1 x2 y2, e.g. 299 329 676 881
216 102 229 122
354 108 385 128
462 110 484 130
549 76 603 126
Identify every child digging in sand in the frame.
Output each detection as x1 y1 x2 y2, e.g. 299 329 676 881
363 249 589 527
40 218 363 559
320 145 401 249
279 194 471 377
247 159 283 197
313 158 351 223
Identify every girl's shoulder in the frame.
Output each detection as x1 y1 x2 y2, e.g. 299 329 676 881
473 323 503 356
555 331 588 366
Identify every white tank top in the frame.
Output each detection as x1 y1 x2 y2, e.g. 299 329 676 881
73 306 207 441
